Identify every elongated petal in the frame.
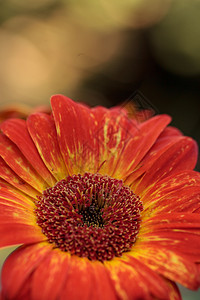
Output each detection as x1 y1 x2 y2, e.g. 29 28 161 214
0 185 45 248
120 255 177 299
60 256 93 300
163 280 181 300
1 119 56 186
91 105 141 176
0 223 45 248
0 134 48 193
0 180 35 209
31 249 70 300
0 156 39 198
143 186 200 216
125 135 182 185
0 202 36 224
1 281 32 300
158 126 183 137
91 109 171 179
51 95 99 175
136 137 198 195
89 261 116 300
27 113 68 181
111 115 171 179
105 258 158 300
141 170 200 209
130 245 200 289
1 243 52 299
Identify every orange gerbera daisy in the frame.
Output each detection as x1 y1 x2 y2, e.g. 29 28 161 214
0 95 200 300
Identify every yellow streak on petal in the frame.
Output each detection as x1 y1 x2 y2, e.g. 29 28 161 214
104 260 131 300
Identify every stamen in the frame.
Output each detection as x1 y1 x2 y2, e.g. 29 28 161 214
35 173 143 261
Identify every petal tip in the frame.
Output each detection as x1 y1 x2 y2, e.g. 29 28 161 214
50 94 74 107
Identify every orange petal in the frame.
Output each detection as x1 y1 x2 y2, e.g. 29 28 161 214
105 259 153 300
1 119 56 187
120 255 176 299
136 137 198 195
31 249 71 300
139 215 200 262
0 222 45 248
27 113 68 181
0 202 36 224
1 242 52 299
89 261 116 300
0 134 49 193
59 256 93 300
130 245 200 289
164 280 181 300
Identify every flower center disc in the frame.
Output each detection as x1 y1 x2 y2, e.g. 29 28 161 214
35 173 143 261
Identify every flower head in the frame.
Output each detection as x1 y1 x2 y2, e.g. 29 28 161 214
0 95 200 300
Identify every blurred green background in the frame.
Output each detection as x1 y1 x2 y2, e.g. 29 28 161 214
0 0 200 298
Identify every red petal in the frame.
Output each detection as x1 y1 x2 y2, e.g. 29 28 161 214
163 280 181 300
136 137 198 195
0 202 36 224
31 249 70 300
141 170 200 209
0 156 39 198
51 95 99 175
158 126 183 138
142 213 200 231
0 182 34 210
125 134 180 185
111 114 171 179
0 222 45 248
1 119 56 186
1 243 52 299
27 113 68 181
121 255 175 299
89 261 116 300
105 259 152 300
0 134 49 193
91 105 140 176
60 256 93 300
131 245 200 289
130 126 184 185
143 186 200 215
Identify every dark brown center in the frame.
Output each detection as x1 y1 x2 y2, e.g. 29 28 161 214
35 173 143 261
